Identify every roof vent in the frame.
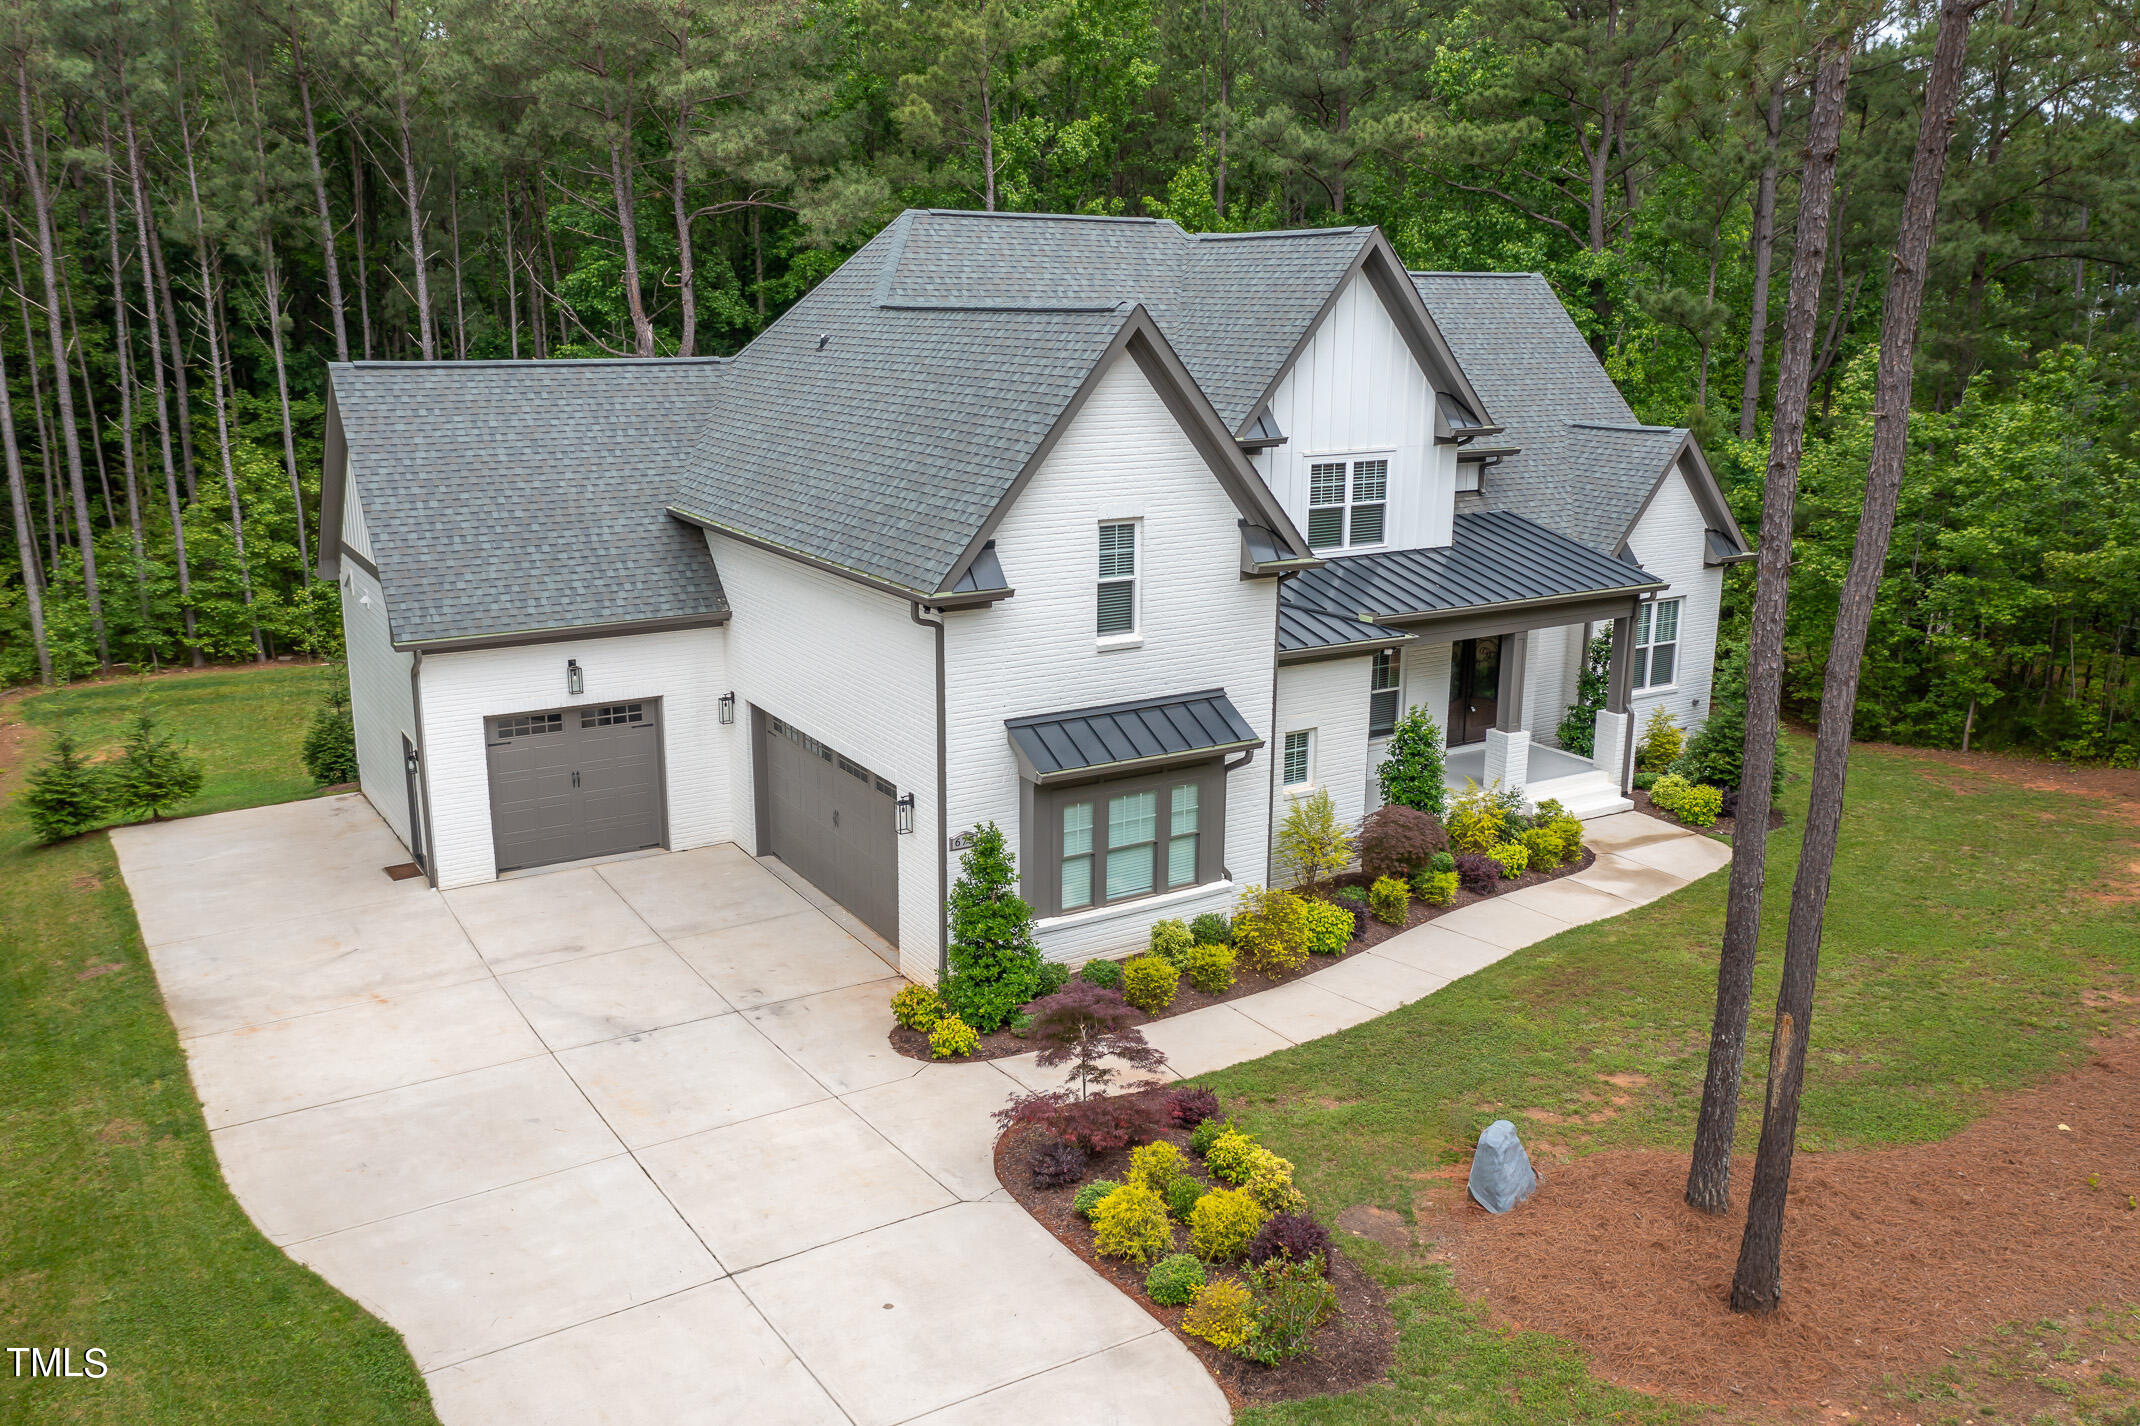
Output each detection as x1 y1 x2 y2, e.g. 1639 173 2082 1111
816 333 830 350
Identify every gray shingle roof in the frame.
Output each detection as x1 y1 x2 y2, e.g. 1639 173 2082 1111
1281 510 1662 639
1006 688 1263 782
1411 272 1686 552
330 360 730 648
669 211 1375 595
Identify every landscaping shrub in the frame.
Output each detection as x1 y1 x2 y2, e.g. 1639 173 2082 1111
1029 1139 1088 1189
1121 954 1180 1012
890 983 944 1032
1188 1116 1232 1156
1072 1179 1119 1220
1445 781 1509 853
941 824 1044 1031
22 728 110 844
1079 958 1122 991
1331 884 1365 907
1181 1278 1256 1352
1035 961 1071 997
300 679 359 786
1240 1257 1338 1364
1368 875 1409 925
1146 1253 1206 1306
1555 632 1613 756
1518 826 1561 870
1128 1140 1185 1192
1633 769 1659 791
103 710 205 820
1203 1128 1260 1185
1673 645 1784 795
1375 706 1448 816
1243 1148 1306 1214
928 1014 979 1059
1429 849 1455 873
1230 885 1312 975
1167 1085 1220 1128
1300 898 1354 956
997 979 1166 1102
1453 852 1499 896
1247 1212 1334 1268
1189 912 1232 946
1486 841 1529 878
1148 918 1195 968
1357 802 1447 881
1275 787 1353 892
1189 1187 1267 1261
1544 815 1586 864
1164 1175 1207 1223
1412 868 1458 906
1181 942 1235 994
1649 773 1724 827
1091 1182 1173 1264
1637 706 1685 773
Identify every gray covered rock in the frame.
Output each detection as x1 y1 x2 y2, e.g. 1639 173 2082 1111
1468 1119 1538 1213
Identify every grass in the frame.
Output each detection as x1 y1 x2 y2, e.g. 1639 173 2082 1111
0 663 438 1424
1206 734 2140 1424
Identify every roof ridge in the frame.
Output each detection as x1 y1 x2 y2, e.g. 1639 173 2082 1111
918 207 1163 225
334 357 730 370
1568 421 1684 433
1407 270 1545 279
1192 227 1371 242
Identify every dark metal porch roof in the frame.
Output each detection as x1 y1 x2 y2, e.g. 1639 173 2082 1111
1006 688 1262 784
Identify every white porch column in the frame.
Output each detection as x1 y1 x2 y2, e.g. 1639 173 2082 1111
1484 726 1531 797
1593 709 1630 788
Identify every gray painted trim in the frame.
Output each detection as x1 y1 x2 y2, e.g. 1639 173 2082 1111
1275 632 1416 666
1380 590 1652 644
749 703 773 856
1607 615 1635 715
1014 737 1265 787
1266 579 1284 888
393 610 731 655
409 651 439 889
1021 760 1231 918
1494 630 1529 732
339 541 380 581
909 603 950 982
1611 439 1750 560
316 386 348 581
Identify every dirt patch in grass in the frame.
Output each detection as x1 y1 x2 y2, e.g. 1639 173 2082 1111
1419 1033 2140 1418
1872 744 2140 825
994 1092 1396 1412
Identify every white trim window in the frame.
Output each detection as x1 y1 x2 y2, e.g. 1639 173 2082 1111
1369 648 1401 736
1282 729 1314 788
1306 457 1390 549
1634 597 1682 689
1096 521 1137 636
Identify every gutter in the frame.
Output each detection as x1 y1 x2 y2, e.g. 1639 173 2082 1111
909 602 950 984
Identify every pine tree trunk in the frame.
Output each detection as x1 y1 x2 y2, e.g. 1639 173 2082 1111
1685 41 1852 1216
1730 0 1978 1314
146 216 199 498
62 235 119 532
260 230 309 570
99 121 153 635
16 55 109 669
125 103 199 663
448 159 467 359
503 179 520 359
1736 76 1785 440
671 124 695 356
296 58 350 364
0 324 52 683
393 81 437 361
606 129 654 356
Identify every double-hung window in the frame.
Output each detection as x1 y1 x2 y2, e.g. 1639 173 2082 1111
1305 457 1389 549
1369 649 1401 736
1281 730 1313 788
1096 521 1137 636
1634 597 1682 689
1047 772 1215 916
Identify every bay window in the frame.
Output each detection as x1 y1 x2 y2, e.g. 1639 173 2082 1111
1031 764 1225 917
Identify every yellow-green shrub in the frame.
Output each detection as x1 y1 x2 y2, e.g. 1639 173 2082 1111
1445 782 1508 853
928 1014 978 1058
1128 1140 1185 1193
1486 841 1529 878
890 983 943 1031
1413 868 1458 905
1368 876 1409 925
1300 898 1353 956
1650 773 1724 827
1518 826 1561 869
1182 942 1236 993
1203 1128 1260 1185
1091 1182 1173 1264
1544 815 1586 863
1149 918 1195 968
1638 706 1685 772
1181 1277 1256 1351
1244 1149 1306 1215
1189 1187 1268 1261
1121 954 1180 1012
1230 885 1312 975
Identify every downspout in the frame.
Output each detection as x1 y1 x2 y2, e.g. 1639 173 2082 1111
409 649 440 888
910 602 949 983
1265 572 1289 887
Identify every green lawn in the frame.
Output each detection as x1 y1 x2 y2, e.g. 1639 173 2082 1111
1207 735 2140 1425
0 663 438 1424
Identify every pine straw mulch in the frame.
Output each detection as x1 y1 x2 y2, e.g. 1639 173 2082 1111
1416 1032 2140 1418
890 848 1598 1062
993 1089 1397 1412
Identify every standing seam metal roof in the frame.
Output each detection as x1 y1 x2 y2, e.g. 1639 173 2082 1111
1006 688 1263 779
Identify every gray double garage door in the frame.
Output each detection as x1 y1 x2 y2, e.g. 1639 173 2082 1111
486 701 665 873
758 712 900 949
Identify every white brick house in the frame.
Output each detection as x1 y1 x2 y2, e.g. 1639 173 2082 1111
317 210 1748 985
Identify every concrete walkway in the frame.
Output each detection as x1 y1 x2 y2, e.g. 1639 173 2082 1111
111 797 1725 1426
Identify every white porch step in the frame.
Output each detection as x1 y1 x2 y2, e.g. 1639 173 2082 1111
1525 769 1632 820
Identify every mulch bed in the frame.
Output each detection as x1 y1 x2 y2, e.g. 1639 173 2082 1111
890 847 1598 1062
1631 787 1787 839
1417 1033 2140 1418
993 1088 1397 1411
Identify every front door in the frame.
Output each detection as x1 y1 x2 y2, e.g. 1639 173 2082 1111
1447 636 1501 746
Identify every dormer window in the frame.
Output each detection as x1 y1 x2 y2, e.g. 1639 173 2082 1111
1307 457 1389 549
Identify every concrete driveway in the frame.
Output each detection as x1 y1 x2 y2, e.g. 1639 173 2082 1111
112 796 1725 1425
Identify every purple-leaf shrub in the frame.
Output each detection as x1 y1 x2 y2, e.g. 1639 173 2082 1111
1453 851 1500 896
1168 1085 1221 1128
1024 981 1169 1100
1246 1211 1335 1268
995 1087 1165 1154
1029 1138 1089 1189
1357 804 1448 881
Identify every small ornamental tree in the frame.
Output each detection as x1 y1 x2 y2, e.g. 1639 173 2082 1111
1556 633 1613 756
941 822 1044 1031
301 675 360 786
110 711 205 822
993 981 1169 1152
1275 787 1352 893
1375 707 1447 816
23 728 110 845
1356 803 1446 880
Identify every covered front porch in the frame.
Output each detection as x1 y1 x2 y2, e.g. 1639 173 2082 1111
1446 738 1626 817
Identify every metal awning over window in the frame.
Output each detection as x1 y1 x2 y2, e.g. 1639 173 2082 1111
1006 689 1263 785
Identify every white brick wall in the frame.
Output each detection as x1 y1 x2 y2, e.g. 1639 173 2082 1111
944 351 1280 964
1518 622 1588 744
414 628 732 890
1270 654 1375 884
337 552 416 849
1624 459 1725 737
710 534 942 985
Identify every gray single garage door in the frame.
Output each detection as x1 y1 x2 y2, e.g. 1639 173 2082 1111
760 713 899 948
486 701 664 873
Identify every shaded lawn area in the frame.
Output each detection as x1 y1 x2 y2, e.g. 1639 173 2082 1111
1205 735 2140 1425
1 663 437 1424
